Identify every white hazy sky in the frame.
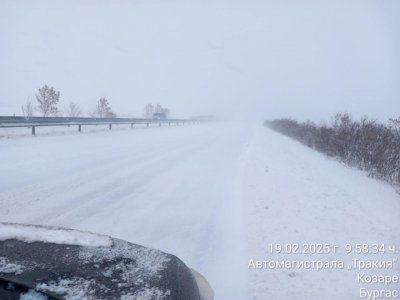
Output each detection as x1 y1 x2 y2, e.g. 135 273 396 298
0 0 399 121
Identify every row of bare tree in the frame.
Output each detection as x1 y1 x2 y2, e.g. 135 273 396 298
143 103 170 119
21 85 116 119
265 113 400 186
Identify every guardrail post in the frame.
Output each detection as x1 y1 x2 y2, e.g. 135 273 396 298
131 123 133 129
169 122 171 126
109 123 112 130
147 123 149 127
78 124 82 132
31 126 35 136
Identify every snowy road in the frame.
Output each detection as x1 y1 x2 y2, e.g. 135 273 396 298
1 122 399 299
1 123 250 299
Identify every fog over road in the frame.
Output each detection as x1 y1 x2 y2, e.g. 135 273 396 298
1 122 399 299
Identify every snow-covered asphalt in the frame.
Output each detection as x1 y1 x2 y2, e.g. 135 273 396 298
1 122 399 299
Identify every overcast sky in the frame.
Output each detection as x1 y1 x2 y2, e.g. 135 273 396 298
0 0 399 121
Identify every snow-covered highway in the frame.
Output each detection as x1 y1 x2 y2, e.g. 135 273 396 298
1 122 399 299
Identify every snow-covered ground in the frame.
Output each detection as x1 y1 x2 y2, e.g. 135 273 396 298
243 126 400 299
0 122 399 299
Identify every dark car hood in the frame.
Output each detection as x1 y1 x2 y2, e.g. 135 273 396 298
0 223 200 300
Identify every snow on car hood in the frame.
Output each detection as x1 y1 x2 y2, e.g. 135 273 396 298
0 223 112 247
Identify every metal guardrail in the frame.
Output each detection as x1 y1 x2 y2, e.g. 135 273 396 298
0 116 200 136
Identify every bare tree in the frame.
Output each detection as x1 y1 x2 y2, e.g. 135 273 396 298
96 98 116 118
65 101 83 117
144 103 170 119
161 107 170 118
155 104 162 114
144 104 154 118
21 99 34 120
35 85 60 117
